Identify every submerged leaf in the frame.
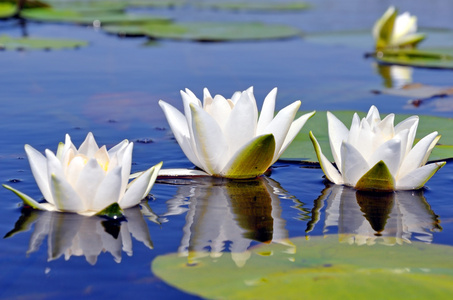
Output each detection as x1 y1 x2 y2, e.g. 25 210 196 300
153 235 453 300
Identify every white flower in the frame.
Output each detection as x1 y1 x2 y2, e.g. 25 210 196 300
159 87 315 179
3 133 162 215
309 106 445 191
373 6 425 49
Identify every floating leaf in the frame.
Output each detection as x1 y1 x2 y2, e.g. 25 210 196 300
198 1 310 12
373 48 453 69
0 34 87 50
21 7 170 25
0 3 16 18
282 110 453 162
153 235 453 300
137 21 301 41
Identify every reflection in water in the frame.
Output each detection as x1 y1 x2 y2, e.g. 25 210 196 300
374 63 413 88
160 176 295 267
306 184 441 245
4 206 154 265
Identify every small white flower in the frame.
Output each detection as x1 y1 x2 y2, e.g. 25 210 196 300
373 6 425 49
4 133 162 215
310 106 445 191
159 87 315 179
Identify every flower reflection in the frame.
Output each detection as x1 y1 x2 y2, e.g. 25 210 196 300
160 176 295 267
4 206 154 265
306 184 441 245
374 64 413 89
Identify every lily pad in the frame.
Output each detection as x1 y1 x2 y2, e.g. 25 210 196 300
0 3 16 18
373 48 453 69
0 34 87 50
139 22 301 41
282 110 453 162
21 7 170 25
153 235 453 300
199 1 310 12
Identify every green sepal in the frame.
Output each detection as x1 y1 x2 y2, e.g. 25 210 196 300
2 184 47 210
222 134 275 179
96 202 124 220
355 161 395 192
395 33 426 48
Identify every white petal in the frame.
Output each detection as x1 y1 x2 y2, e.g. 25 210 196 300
204 94 233 130
277 110 316 163
91 166 123 212
121 162 162 209
74 158 105 210
24 144 54 205
245 86 258 122
191 103 229 174
367 138 402 178
340 141 369 186
256 87 277 135
395 116 419 156
327 112 349 171
376 113 395 140
398 132 439 180
309 132 343 184
66 156 87 187
107 139 129 159
365 105 381 126
224 91 258 157
49 172 85 212
203 87 212 107
159 100 203 169
117 142 133 199
421 135 441 166
61 134 77 162
347 113 361 146
78 132 99 157
396 162 445 190
260 101 301 163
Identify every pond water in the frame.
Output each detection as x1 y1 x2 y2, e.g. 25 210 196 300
1 0 453 299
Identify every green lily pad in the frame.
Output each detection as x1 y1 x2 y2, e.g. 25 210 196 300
153 235 453 300
0 3 16 18
373 48 453 69
199 1 310 12
282 110 453 162
138 22 301 41
21 7 170 25
0 34 87 50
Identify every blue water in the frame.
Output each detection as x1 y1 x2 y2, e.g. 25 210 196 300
1 0 453 299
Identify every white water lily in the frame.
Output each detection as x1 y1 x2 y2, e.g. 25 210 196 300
310 106 445 191
3 133 162 215
159 87 315 179
373 6 425 49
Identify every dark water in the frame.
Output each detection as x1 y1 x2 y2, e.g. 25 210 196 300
1 0 453 299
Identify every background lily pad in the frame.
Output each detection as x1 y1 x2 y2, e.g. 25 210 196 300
21 7 170 25
136 22 301 41
0 34 87 50
152 235 453 299
282 110 453 162
0 3 16 18
198 1 310 12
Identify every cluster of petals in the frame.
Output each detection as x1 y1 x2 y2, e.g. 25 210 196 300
310 106 445 191
373 6 425 49
4 133 162 215
159 87 315 178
